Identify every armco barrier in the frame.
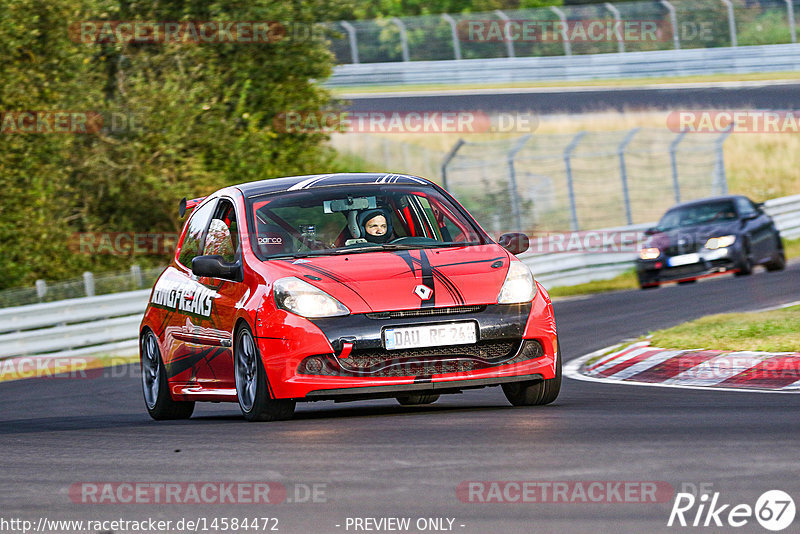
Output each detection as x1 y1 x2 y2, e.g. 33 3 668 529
327 44 800 87
1 194 798 363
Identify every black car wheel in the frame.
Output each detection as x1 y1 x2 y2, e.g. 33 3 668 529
502 338 562 406
764 236 786 272
734 239 753 276
235 325 295 422
141 329 195 420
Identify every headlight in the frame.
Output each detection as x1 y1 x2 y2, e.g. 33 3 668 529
705 235 736 250
273 277 349 318
497 261 536 304
639 248 660 260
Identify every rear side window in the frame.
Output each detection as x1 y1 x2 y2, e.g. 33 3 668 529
177 200 216 268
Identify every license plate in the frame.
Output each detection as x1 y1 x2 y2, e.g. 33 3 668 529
668 253 700 267
384 322 477 350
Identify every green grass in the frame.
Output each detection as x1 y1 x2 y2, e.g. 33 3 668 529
648 305 800 353
547 269 637 298
330 71 800 96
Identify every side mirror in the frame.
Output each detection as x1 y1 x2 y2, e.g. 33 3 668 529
191 255 241 281
644 227 659 236
498 233 530 255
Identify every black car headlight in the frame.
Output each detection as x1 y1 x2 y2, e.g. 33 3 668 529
705 235 736 250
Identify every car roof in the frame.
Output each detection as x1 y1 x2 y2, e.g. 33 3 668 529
235 173 434 197
666 195 747 211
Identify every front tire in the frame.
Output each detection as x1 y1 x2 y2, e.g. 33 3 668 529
141 330 195 420
502 338 562 406
765 236 786 272
235 325 295 422
396 394 439 406
735 240 753 276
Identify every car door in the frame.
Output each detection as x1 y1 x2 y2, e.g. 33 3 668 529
184 197 248 391
736 197 773 261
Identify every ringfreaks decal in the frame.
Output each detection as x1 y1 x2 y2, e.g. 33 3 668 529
151 278 215 317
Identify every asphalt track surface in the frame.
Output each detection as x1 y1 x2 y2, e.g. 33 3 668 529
343 82 800 114
1 263 799 534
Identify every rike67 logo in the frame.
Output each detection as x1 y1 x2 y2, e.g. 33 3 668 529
668 490 795 531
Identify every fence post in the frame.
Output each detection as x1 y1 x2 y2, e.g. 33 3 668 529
563 131 586 231
550 7 573 56
786 0 797 43
713 127 733 195
441 139 465 189
494 10 516 58
391 17 411 61
618 128 640 226
83 271 95 297
382 138 392 169
340 21 360 64
659 0 681 50
131 264 143 288
35 280 47 302
441 14 462 60
720 0 738 47
669 130 688 203
507 135 532 232
604 3 625 53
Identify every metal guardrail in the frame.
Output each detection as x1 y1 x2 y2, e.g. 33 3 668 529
1 194 798 363
327 43 800 86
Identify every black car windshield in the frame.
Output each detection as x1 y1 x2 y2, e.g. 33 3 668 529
246 184 488 260
657 201 738 231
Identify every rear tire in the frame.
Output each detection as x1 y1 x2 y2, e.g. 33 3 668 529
235 326 295 422
396 394 439 406
677 279 697 285
639 282 659 290
141 330 195 420
502 338 562 406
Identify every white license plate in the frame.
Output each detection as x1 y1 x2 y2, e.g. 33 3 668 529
384 322 477 350
668 253 700 267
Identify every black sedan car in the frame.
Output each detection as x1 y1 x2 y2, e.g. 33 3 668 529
636 195 785 289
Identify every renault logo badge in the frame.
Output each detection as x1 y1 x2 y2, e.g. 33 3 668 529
414 285 433 300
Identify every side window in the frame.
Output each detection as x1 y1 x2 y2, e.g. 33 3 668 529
203 199 240 263
736 198 756 218
177 200 216 268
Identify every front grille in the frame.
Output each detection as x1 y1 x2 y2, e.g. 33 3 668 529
298 339 545 377
366 305 485 320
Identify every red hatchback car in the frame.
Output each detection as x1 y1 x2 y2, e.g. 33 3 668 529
140 173 561 421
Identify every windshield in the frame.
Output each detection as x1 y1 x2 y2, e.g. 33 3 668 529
246 184 488 260
657 201 738 231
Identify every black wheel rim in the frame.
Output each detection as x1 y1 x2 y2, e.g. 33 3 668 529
141 332 160 410
235 330 258 412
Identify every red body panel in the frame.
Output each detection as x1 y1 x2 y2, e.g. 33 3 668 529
140 181 558 404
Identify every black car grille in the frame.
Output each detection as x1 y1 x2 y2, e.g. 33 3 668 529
298 339 545 377
365 305 486 320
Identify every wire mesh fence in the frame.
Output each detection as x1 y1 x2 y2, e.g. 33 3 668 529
326 0 800 64
332 127 730 237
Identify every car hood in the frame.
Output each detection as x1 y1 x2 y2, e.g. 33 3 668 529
262 245 512 314
646 221 740 250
